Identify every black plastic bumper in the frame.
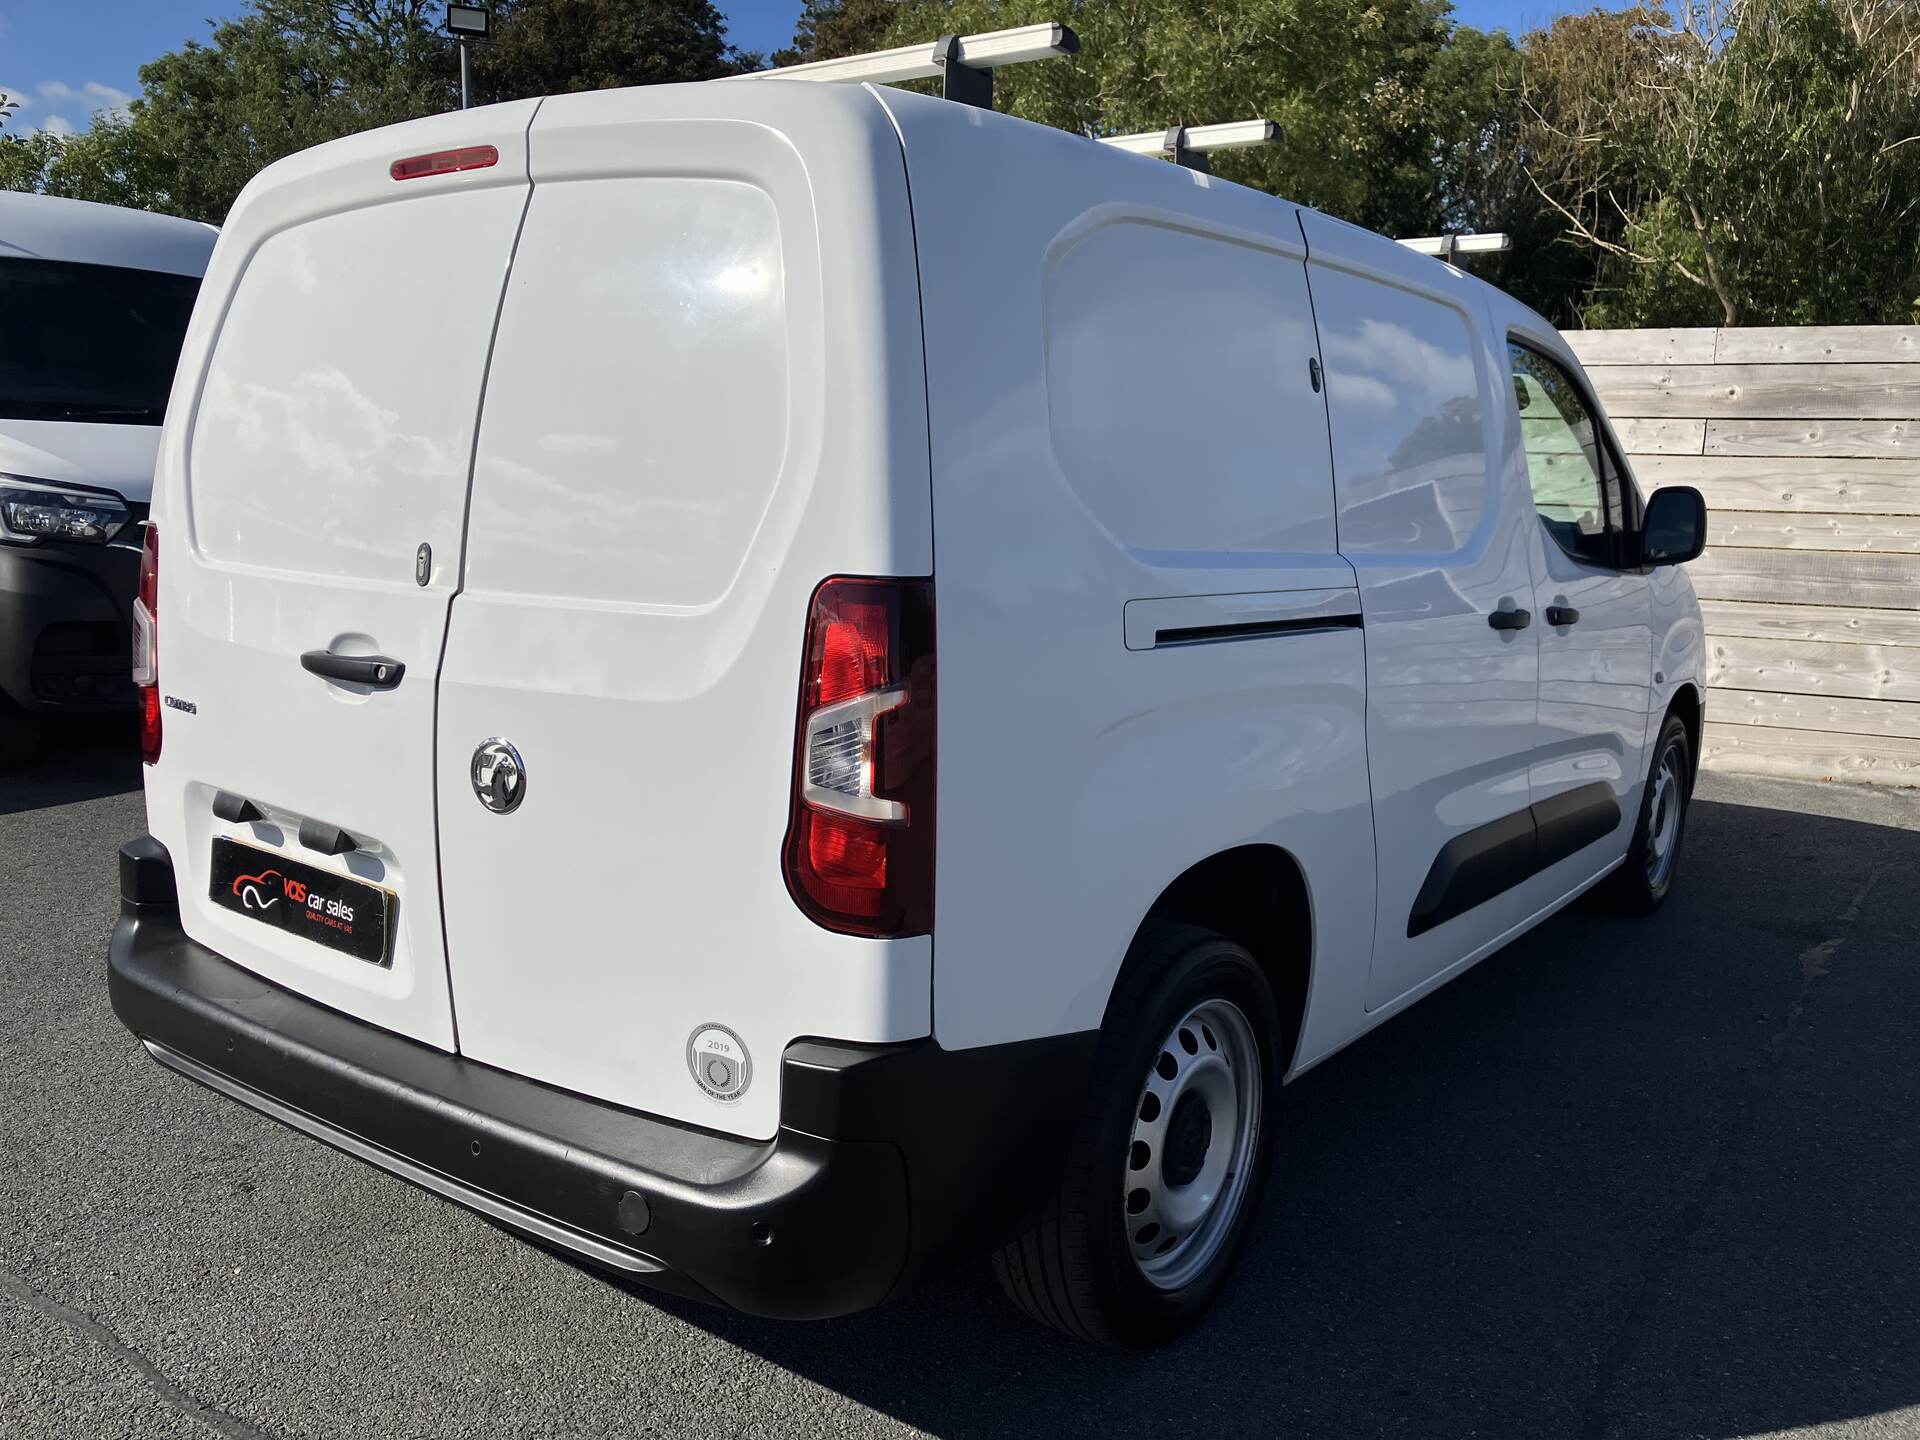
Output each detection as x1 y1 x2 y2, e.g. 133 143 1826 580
0 531 143 714
108 836 1097 1319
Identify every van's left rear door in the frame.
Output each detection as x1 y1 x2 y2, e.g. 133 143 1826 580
146 105 538 1052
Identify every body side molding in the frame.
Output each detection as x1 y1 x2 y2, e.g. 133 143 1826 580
1406 782 1622 937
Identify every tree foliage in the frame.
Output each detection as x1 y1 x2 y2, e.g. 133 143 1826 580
471 0 735 103
777 0 902 66
1519 0 1920 326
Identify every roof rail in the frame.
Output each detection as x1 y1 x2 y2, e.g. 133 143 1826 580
1398 233 1511 262
738 23 1079 109
1100 119 1281 173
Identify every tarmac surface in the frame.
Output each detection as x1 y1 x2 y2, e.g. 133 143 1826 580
3 719 1917 1438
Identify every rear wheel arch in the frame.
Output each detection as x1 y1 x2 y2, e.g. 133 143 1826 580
1117 844 1313 1072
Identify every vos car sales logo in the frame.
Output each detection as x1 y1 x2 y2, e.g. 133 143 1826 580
231 868 356 925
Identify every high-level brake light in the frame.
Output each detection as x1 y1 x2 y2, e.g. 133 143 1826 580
783 577 935 937
389 145 498 182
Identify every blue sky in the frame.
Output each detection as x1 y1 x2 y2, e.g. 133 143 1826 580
1 0 1588 136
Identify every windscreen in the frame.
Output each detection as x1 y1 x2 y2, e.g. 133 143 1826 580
0 258 200 425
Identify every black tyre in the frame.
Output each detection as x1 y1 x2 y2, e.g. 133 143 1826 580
0 694 42 768
992 923 1283 1347
1607 712 1692 915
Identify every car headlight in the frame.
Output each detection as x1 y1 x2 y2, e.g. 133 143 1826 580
0 474 133 545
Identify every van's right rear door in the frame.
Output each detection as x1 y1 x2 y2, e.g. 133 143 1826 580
146 104 539 1052
1300 218 1543 1010
432 86 933 1143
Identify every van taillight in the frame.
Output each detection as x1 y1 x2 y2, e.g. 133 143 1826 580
132 523 160 764
783 577 935 937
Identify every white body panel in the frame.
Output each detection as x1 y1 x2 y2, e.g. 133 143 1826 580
142 79 1706 1152
875 89 1377 1056
0 191 216 276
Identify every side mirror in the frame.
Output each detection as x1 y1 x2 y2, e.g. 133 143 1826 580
1642 486 1707 565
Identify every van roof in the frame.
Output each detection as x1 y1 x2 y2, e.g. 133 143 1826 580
0 191 218 277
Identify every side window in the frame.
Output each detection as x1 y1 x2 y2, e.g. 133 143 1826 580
1309 266 1490 556
1507 341 1619 567
1044 220 1336 556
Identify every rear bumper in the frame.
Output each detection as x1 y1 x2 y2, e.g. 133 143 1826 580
0 534 143 714
108 836 1096 1319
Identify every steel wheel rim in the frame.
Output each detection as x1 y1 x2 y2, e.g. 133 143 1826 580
1122 997 1262 1292
1645 744 1685 888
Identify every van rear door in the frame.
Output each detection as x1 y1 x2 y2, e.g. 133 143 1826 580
149 105 538 1051
433 86 932 1142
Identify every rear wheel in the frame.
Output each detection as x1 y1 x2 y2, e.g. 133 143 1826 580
992 924 1282 1347
1607 712 1692 915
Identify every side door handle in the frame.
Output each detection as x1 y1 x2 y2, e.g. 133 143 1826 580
1546 605 1581 627
1487 606 1532 632
301 649 406 689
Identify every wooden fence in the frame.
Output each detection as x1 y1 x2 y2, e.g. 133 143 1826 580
1564 325 1920 787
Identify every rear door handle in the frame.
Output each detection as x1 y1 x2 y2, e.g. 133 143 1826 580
1487 606 1532 631
1546 605 1581 627
301 650 406 689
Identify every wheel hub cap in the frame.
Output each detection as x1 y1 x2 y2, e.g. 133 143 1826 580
1162 1092 1214 1188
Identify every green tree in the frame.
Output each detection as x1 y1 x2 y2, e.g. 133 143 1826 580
777 0 904 65
805 0 1531 244
472 0 739 103
1520 0 1920 327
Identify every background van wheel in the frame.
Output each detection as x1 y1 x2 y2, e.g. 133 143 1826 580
1607 713 1692 916
0 695 44 768
992 923 1282 1347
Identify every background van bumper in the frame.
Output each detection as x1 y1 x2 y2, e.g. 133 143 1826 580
0 534 144 715
107 836 1096 1320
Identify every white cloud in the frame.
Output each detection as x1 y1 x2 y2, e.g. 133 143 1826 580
41 80 131 109
37 79 133 119
1 77 133 136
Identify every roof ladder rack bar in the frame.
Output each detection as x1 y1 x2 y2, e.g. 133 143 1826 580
1398 233 1512 262
736 23 1079 109
1100 119 1282 173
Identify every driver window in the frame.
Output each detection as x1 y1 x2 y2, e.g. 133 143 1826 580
1508 341 1616 566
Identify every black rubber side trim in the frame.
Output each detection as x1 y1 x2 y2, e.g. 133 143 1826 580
1406 783 1625 937
1532 781 1621 872
1154 612 1362 648
1407 808 1536 938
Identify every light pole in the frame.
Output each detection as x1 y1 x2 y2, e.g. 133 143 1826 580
445 3 493 110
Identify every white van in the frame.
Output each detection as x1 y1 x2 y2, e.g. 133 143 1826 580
0 193 216 759
108 58 1708 1347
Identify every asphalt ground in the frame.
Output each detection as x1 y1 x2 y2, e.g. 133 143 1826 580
3 718 1917 1439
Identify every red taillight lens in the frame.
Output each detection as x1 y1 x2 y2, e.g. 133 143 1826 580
132 523 160 764
389 145 499 182
783 577 935 937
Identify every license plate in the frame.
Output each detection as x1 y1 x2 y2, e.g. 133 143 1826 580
208 837 394 967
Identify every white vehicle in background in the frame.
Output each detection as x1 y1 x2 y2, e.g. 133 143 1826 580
107 27 1708 1347
0 192 216 760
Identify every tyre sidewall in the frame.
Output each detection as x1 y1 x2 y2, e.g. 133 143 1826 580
1625 715 1692 910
